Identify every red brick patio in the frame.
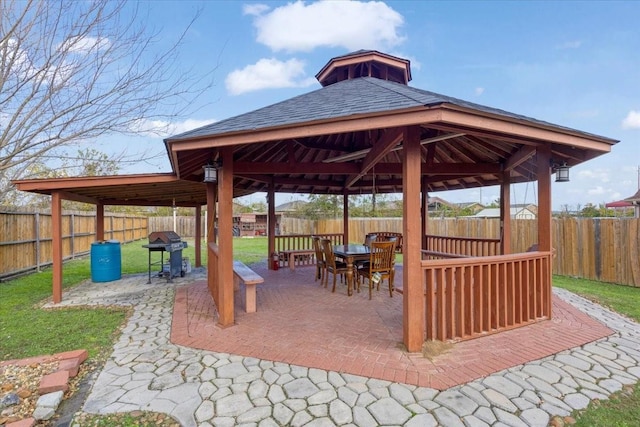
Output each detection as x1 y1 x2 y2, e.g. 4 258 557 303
171 263 613 390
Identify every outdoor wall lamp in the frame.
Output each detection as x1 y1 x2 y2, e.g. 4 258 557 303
203 160 220 183
552 161 570 183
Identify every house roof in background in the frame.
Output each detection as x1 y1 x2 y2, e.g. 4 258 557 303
474 207 536 218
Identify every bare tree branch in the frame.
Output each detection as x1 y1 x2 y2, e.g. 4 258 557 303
0 0 215 204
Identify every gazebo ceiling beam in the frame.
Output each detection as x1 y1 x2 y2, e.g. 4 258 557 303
274 177 346 188
551 145 588 163
58 190 100 205
233 162 501 175
323 131 465 163
345 127 403 188
504 146 537 172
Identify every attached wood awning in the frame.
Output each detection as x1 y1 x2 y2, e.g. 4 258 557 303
13 173 208 207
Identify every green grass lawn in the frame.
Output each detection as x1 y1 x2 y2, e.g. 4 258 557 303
553 275 640 426
0 260 129 360
0 237 270 360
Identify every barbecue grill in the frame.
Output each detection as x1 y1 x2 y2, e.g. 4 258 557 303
142 231 188 283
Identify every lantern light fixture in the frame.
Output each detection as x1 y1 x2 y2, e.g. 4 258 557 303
552 161 570 183
203 160 220 183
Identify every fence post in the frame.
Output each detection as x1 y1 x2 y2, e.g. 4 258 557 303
70 213 75 259
35 212 41 272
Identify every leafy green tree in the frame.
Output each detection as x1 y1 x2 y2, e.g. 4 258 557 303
300 195 343 219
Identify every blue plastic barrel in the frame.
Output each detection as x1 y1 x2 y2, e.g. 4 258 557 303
91 240 122 282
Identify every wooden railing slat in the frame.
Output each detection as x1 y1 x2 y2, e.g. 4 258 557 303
422 251 551 342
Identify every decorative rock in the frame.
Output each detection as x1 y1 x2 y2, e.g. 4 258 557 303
16 389 32 399
0 393 20 409
33 406 56 421
36 390 64 409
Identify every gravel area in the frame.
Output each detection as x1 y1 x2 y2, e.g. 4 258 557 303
1 359 180 426
0 361 58 424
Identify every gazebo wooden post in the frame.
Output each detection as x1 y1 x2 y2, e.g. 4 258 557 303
537 144 553 316
267 179 276 269
206 181 217 304
195 205 202 267
421 179 429 250
402 125 425 352
217 147 235 327
343 188 349 243
96 202 105 241
51 191 63 304
500 171 511 255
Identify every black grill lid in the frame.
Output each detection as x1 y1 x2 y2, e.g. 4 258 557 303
148 231 181 244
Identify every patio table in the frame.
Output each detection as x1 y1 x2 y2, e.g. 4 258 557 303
332 244 370 296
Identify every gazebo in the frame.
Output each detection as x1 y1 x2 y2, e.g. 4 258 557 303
14 50 617 352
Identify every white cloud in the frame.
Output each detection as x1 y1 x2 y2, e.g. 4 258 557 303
59 36 111 54
131 118 216 137
555 40 582 50
576 168 611 184
225 58 316 95
622 110 640 129
587 186 607 196
243 3 270 16
474 87 484 96
250 0 405 52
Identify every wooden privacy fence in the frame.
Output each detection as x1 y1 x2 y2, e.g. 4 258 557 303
146 215 640 287
425 234 501 257
147 216 317 238
0 211 147 279
314 217 640 287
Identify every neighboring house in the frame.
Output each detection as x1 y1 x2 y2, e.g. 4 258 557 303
606 189 640 218
455 201 485 214
512 203 538 216
473 207 537 219
427 196 455 212
275 200 308 211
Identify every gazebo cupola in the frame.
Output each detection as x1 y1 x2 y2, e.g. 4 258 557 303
315 50 412 87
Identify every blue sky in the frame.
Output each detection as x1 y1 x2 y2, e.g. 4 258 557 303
113 1 640 210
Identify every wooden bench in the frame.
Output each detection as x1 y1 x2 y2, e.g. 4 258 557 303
281 249 315 270
233 260 264 313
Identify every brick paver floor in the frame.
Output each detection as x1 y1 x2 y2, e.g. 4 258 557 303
171 262 613 390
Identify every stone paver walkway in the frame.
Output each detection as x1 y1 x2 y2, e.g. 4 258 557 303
51 269 640 427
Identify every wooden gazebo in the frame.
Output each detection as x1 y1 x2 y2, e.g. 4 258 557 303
14 50 617 352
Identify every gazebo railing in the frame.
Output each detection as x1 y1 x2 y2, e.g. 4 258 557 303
274 233 344 268
425 234 501 257
423 251 552 342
